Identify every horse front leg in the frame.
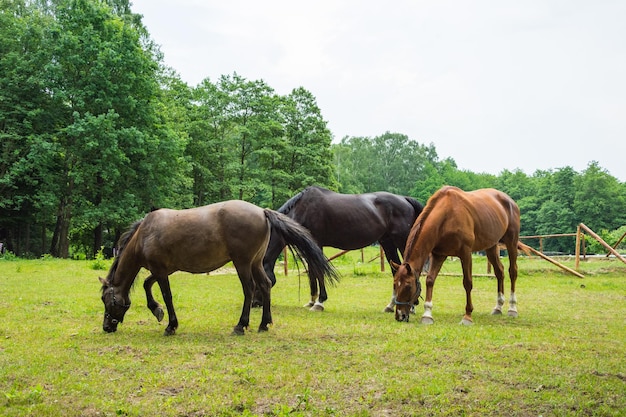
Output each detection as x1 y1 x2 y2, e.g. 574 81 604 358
154 274 178 336
459 252 474 325
381 240 401 313
421 254 446 325
143 275 164 322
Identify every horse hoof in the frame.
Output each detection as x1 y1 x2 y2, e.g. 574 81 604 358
231 326 245 336
303 301 315 308
460 317 474 326
508 310 518 318
310 302 324 312
491 309 502 316
421 316 434 325
164 327 176 336
153 307 165 322
383 306 394 313
258 326 269 332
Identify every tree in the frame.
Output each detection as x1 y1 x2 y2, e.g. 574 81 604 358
274 87 336 207
0 1 60 256
574 161 626 232
0 0 184 257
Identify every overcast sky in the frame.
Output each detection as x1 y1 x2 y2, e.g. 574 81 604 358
130 1 626 181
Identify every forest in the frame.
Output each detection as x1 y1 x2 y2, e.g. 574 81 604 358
2 0 626 258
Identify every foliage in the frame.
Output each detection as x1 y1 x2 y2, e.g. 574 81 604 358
2 1 625 259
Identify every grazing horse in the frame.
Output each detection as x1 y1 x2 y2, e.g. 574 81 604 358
392 186 520 325
99 200 338 336
258 186 423 311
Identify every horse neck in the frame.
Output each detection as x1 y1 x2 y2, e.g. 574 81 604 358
109 249 141 295
404 209 445 271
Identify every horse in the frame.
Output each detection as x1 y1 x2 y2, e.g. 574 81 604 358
257 186 424 311
99 200 338 336
392 186 521 325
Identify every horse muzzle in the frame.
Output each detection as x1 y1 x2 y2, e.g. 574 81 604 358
103 314 120 333
395 308 411 322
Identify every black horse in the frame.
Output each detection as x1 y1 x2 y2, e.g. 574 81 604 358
258 186 424 311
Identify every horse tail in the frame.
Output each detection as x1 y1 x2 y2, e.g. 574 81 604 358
263 209 340 286
404 196 424 220
103 219 143 287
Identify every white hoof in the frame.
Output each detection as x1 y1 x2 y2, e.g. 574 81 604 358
460 318 474 326
491 308 502 316
310 302 324 312
421 316 434 325
508 309 518 318
303 301 315 308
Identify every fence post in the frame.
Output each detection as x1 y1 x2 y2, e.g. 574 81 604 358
579 223 626 265
575 224 581 270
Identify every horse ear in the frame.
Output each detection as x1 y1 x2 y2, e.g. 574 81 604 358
99 277 108 285
405 263 412 274
390 261 401 271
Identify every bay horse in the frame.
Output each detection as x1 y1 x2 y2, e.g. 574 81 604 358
392 186 520 325
99 200 338 336
258 186 423 311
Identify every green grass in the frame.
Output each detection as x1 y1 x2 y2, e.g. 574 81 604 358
1 249 625 416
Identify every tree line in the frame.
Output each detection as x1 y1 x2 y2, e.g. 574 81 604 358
2 0 625 258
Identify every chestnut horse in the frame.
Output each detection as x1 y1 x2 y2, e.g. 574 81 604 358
258 186 423 311
392 186 520 325
100 200 338 336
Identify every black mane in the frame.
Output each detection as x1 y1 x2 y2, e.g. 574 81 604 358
101 219 143 291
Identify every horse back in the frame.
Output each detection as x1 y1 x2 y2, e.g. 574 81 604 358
137 201 269 274
278 186 417 249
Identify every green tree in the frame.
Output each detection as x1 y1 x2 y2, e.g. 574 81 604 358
0 1 60 256
574 161 626 233
274 87 335 206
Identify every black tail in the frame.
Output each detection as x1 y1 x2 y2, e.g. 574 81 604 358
263 209 340 286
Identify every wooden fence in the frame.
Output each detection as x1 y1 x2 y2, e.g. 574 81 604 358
281 223 626 278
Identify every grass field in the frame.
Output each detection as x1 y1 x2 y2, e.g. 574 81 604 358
1 248 625 416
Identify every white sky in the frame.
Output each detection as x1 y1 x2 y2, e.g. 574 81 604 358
130 0 626 181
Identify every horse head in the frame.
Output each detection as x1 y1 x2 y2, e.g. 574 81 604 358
392 262 421 322
99 277 131 333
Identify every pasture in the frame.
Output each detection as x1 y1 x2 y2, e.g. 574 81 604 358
1 249 625 416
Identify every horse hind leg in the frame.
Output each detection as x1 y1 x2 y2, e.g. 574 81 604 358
252 263 273 332
143 275 164 322
310 276 328 312
304 274 323 311
506 242 519 318
485 246 506 316
232 262 256 335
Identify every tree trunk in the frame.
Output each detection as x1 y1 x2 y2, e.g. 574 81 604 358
93 223 103 258
50 194 72 258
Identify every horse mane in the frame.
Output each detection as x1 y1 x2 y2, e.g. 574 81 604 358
277 186 328 214
101 219 143 290
404 187 452 254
